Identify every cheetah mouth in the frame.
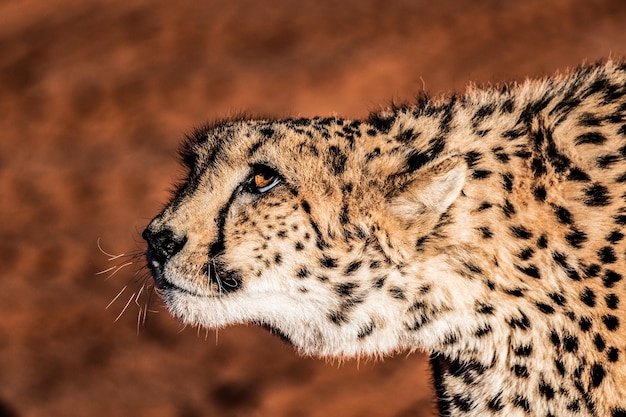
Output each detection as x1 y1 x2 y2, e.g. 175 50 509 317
145 248 241 298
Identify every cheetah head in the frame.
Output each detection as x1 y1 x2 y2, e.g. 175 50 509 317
143 117 467 358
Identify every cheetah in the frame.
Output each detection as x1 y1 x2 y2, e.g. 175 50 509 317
143 61 626 416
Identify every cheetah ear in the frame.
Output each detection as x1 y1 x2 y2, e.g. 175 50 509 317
377 156 467 263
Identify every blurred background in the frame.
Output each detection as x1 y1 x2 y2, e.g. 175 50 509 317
1 1 626 416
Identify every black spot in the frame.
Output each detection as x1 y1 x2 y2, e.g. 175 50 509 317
504 288 526 297
579 317 592 331
320 256 337 268
513 364 529 378
531 157 546 176
552 252 581 281
567 167 591 181
549 292 567 306
553 205 573 224
518 248 534 260
613 409 626 417
575 132 607 145
513 395 530 412
294 242 304 251
590 364 605 387
395 128 417 143
472 103 496 127
296 267 309 279
607 230 624 243
442 332 458 345
602 315 619 331
452 394 473 412
564 335 579 352
598 246 617 263
328 145 348 175
503 127 525 139
357 321 375 339
463 262 483 275
515 264 541 279
615 214 626 225
502 173 514 192
605 293 619 309
472 169 492 179
274 253 282 264
568 400 581 412
597 154 620 169
464 150 482 167
579 112 603 127
335 282 358 296
616 172 626 183
580 288 596 307
583 183 612 206
603 270 622 288
607 347 619 362
502 199 516 217
594 333 606 352
389 287 406 300
537 234 548 248
584 263 601 277
367 112 395 134
344 261 361 275
477 201 493 211
513 344 533 356
372 276 386 288
510 225 532 240
533 186 547 201
494 148 510 162
328 311 347 325
477 226 493 239
475 324 492 337
477 303 495 315
555 359 566 376
566 228 588 248
487 394 504 411
535 302 555 314
507 311 530 330
539 380 555 399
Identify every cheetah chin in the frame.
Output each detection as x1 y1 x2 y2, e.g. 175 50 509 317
144 61 626 416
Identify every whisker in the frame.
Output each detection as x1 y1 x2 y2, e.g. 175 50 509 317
97 237 127 261
100 262 134 280
115 293 135 322
106 286 128 310
96 265 118 276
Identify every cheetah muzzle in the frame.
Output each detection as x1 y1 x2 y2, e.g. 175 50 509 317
143 61 626 416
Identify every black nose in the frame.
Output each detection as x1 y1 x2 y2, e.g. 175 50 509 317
142 227 187 266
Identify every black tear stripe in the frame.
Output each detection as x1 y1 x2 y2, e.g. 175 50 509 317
206 181 245 293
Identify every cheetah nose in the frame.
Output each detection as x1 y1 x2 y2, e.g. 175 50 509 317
142 227 187 267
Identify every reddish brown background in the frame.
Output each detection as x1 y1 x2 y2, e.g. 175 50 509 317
1 1 626 416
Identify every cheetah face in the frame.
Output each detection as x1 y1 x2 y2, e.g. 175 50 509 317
143 118 466 357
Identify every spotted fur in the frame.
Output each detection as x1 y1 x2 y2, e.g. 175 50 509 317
144 61 626 416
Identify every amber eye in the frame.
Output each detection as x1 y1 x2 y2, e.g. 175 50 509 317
249 165 281 193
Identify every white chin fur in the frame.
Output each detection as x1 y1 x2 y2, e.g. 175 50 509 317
164 290 408 358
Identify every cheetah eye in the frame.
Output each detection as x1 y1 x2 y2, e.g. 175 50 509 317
248 164 281 194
